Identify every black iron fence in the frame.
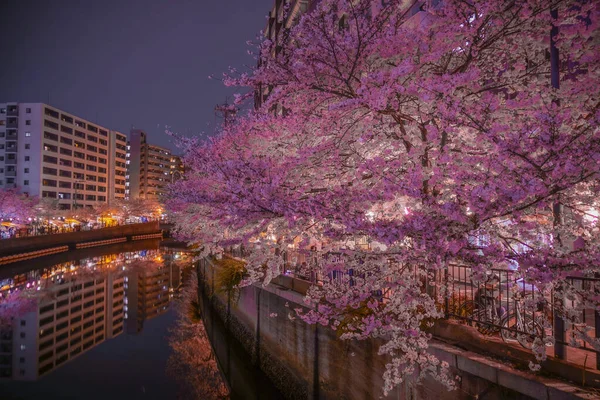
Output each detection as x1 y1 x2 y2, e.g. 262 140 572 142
222 246 600 368
444 264 600 368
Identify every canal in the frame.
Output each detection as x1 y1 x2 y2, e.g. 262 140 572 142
0 241 281 399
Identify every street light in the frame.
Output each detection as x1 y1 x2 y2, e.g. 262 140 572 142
170 170 183 183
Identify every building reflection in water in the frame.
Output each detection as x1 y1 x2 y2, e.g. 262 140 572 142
0 248 190 381
125 251 183 335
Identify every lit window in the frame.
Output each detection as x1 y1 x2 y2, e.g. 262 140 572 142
25 132 31 137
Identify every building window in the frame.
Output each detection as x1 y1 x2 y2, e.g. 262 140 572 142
61 114 73 124
20 332 26 338
45 108 59 118
20 357 25 363
25 156 30 161
24 180 29 186
25 144 30 149
24 168 29 173
26 108 31 113
21 320 26 326
25 132 31 137
20 344 26 350
25 120 31 125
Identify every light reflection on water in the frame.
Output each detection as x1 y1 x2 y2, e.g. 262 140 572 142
1 245 283 400
0 244 193 399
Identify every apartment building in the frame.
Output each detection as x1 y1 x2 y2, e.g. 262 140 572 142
126 129 178 200
0 103 127 209
109 131 128 202
0 266 125 380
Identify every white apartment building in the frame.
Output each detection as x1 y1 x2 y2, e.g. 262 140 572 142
0 103 126 209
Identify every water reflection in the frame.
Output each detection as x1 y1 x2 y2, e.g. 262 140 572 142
0 247 191 381
167 270 230 399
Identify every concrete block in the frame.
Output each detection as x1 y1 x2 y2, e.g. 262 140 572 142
429 342 459 368
546 381 598 400
457 354 499 383
497 368 548 400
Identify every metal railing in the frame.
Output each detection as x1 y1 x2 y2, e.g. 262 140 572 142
223 246 600 368
444 265 600 368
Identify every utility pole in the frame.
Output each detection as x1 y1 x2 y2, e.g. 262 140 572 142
214 99 238 132
73 180 84 210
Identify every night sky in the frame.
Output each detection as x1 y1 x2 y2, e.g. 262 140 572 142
0 0 273 152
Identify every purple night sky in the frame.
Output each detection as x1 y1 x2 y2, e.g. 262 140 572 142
0 0 273 152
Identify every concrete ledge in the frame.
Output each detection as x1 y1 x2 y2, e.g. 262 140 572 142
0 245 68 265
429 340 598 399
432 319 600 389
0 222 160 259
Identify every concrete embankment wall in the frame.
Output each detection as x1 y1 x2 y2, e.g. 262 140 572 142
0 238 162 279
198 258 588 400
0 222 161 259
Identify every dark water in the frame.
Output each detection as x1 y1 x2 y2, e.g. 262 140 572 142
0 242 282 400
196 267 284 400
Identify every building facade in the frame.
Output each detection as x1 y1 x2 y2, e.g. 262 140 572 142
126 129 178 200
0 103 127 209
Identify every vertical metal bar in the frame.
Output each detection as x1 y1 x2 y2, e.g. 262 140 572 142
445 268 449 318
595 306 600 370
550 3 566 360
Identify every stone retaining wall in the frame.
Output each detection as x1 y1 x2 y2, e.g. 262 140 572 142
198 258 592 400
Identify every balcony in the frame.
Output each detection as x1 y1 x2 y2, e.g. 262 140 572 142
6 106 18 116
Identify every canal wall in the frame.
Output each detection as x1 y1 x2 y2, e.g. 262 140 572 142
0 222 161 260
198 258 591 400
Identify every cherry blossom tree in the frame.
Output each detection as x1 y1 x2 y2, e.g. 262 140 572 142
0 188 36 221
169 0 600 393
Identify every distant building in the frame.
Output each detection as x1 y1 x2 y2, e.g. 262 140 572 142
0 103 126 209
171 155 185 183
126 129 179 200
255 0 318 109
